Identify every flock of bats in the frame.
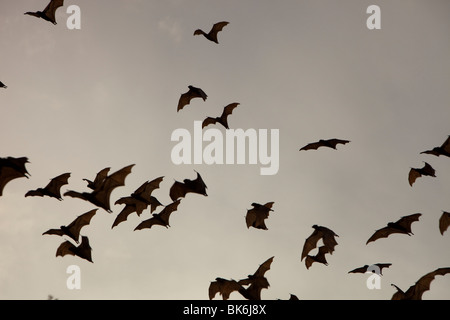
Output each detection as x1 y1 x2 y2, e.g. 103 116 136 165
1 0 450 300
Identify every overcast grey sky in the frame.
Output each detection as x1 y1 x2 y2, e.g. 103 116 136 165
1 0 449 300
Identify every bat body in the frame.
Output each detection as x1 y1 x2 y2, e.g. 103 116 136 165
301 225 339 261
439 211 450 236
112 177 164 228
194 21 229 44
209 278 243 300
134 200 181 230
245 202 275 230
169 171 208 201
24 0 64 25
43 209 97 243
391 267 450 300
366 213 421 245
304 246 330 270
299 139 350 151
0 81 7 89
408 162 436 186
202 103 240 129
0 157 30 196
64 164 134 213
56 236 93 263
177 85 207 112
421 135 450 158
348 263 392 275
25 172 70 201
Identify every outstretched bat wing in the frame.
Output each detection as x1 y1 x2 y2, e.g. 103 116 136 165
65 209 97 241
169 180 189 201
252 256 274 278
299 141 323 151
366 226 398 245
84 167 110 190
396 213 421 233
45 172 71 199
439 211 450 235
0 157 30 196
327 139 350 149
202 117 218 129
42 0 64 24
209 278 242 300
301 230 323 260
177 86 207 112
408 168 422 186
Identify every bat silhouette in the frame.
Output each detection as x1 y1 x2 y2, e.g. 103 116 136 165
208 278 243 300
194 21 229 44
366 213 421 245
237 256 274 300
202 102 240 129
0 157 30 196
43 209 97 243
420 135 450 158
83 167 110 190
304 246 330 270
348 263 392 275
24 0 64 25
0 81 7 89
408 162 436 186
299 139 350 151
245 202 275 230
177 85 207 112
64 164 134 213
56 235 93 263
112 177 164 228
25 172 70 201
391 267 450 300
301 225 339 261
439 211 450 236
288 294 300 300
134 200 181 231
169 171 208 201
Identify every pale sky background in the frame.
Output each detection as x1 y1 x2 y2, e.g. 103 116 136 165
1 0 449 300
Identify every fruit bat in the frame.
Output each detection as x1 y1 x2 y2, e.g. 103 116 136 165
245 202 275 230
408 162 436 186
43 209 97 243
64 164 134 213
208 277 243 300
348 263 392 275
0 156 30 196
25 172 70 201
301 225 339 261
169 171 208 201
202 102 240 129
24 0 64 25
420 135 450 158
194 21 229 44
112 177 164 228
366 213 422 245
237 256 274 300
177 85 207 112
439 211 450 236
391 267 450 300
83 167 110 190
56 235 93 263
304 246 330 270
299 139 350 151
134 200 181 231
0 81 7 89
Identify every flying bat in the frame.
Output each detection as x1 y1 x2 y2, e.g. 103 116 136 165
408 162 436 186
25 172 70 201
301 225 339 261
112 177 164 228
64 164 134 213
208 278 243 300
43 209 97 243
0 81 7 89
134 200 181 231
348 263 392 275
366 213 422 245
0 157 30 196
24 0 64 25
237 256 274 300
177 85 207 112
420 135 450 158
245 202 275 230
202 102 240 129
391 267 450 300
83 167 110 190
194 21 229 44
299 139 350 151
439 211 450 236
169 171 208 201
56 236 93 263
304 246 330 270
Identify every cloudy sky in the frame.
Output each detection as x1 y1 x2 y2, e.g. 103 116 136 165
1 0 449 300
